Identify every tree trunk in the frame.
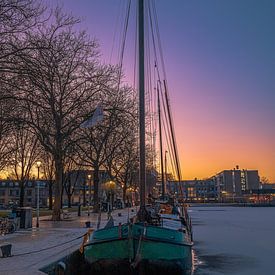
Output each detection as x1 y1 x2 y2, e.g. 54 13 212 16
93 164 100 212
123 184 127 204
52 156 62 221
83 183 86 206
48 181 53 210
61 183 64 209
68 193 72 208
19 180 25 207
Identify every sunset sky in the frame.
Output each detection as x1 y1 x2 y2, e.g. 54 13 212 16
50 0 275 182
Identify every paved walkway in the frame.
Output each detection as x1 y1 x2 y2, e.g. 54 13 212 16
0 208 137 275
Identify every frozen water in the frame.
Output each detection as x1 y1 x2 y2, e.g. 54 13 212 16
190 206 275 275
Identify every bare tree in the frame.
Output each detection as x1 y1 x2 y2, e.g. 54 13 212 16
0 98 15 173
0 1 46 174
261 177 269 184
63 153 83 208
41 151 55 209
76 85 138 211
5 10 117 220
105 132 139 204
1 5 136 218
0 0 45 63
8 122 40 206
102 90 138 203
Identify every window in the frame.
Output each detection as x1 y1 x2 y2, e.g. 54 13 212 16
0 190 5 196
27 190 32 196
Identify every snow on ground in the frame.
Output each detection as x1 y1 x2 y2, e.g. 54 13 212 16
0 208 136 275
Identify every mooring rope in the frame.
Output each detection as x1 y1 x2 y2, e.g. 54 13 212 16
12 233 85 257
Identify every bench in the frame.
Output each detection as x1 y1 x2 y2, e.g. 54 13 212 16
62 209 71 219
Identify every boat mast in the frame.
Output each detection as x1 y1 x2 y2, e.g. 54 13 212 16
138 0 146 218
157 87 165 198
163 80 182 189
165 150 168 193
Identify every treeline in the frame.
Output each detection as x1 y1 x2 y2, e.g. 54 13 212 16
0 0 141 220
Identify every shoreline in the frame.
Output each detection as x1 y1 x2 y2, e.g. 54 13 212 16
189 202 275 207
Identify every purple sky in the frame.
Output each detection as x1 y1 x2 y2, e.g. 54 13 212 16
48 0 275 181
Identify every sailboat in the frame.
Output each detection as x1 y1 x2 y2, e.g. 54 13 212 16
83 1 193 273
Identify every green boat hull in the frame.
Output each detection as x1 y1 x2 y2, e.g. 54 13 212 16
84 223 193 273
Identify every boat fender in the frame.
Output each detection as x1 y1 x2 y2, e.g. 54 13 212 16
79 229 94 253
118 223 128 238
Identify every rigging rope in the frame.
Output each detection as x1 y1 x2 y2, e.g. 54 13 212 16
117 0 132 91
149 0 184 196
109 0 123 64
113 0 185 197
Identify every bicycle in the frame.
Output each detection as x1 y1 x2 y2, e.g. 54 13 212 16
0 217 16 235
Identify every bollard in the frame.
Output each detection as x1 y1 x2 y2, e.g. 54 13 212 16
85 221 91 228
0 244 12 257
78 204 81 217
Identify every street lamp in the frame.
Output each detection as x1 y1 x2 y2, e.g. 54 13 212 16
83 181 86 207
105 181 116 212
87 174 92 216
36 161 42 228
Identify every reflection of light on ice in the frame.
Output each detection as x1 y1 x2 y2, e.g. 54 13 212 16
192 249 204 272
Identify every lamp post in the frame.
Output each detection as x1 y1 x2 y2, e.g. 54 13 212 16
105 181 115 212
36 161 42 228
83 181 86 207
87 174 92 216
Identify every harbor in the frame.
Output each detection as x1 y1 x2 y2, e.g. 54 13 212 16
0 0 274 274
0 208 136 274
1 206 274 274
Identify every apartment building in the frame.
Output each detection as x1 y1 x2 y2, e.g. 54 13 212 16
0 180 48 208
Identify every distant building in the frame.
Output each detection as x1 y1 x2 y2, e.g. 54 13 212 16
261 183 275 190
210 169 260 201
62 169 110 206
166 179 218 201
242 183 275 204
0 170 111 208
0 180 49 207
164 168 260 202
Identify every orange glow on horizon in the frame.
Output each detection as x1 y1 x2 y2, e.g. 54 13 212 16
175 112 275 182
